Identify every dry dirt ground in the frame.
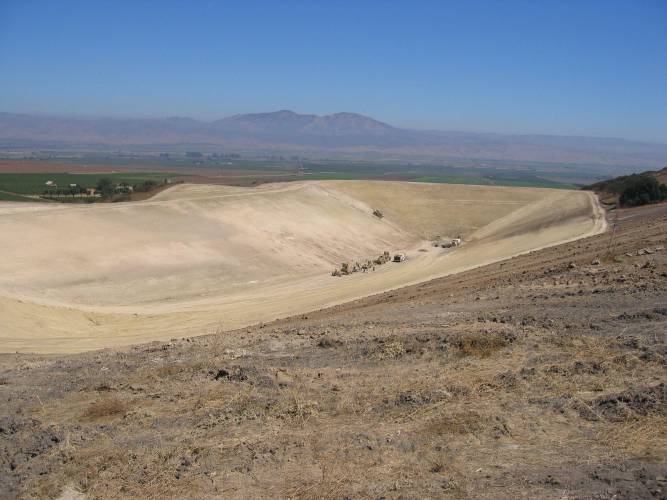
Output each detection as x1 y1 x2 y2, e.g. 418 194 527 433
0 181 604 353
0 203 665 499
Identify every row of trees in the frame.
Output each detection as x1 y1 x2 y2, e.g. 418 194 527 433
95 178 161 198
43 178 163 201
185 152 242 160
42 185 88 198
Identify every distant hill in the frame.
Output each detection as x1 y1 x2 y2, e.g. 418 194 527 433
1 110 667 168
214 110 395 136
585 166 667 192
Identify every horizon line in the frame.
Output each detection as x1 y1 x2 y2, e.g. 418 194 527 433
1 108 666 146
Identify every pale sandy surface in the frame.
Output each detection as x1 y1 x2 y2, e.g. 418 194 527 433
0 181 605 353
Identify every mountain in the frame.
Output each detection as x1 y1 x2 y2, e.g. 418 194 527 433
212 111 399 146
214 110 395 135
1 110 667 168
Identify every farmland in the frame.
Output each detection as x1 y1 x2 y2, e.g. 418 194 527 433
0 172 176 196
0 155 595 202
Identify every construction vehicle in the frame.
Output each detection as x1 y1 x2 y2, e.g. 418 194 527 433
393 253 406 262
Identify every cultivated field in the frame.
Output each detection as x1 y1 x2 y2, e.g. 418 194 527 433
0 181 605 353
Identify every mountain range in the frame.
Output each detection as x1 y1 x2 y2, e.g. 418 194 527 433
1 110 666 168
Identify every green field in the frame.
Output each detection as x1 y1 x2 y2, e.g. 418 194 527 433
0 155 585 203
0 172 176 196
46 155 299 172
412 175 577 189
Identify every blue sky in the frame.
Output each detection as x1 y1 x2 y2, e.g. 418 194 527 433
0 1 665 142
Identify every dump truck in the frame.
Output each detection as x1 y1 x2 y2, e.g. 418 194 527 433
393 253 407 262
441 238 462 248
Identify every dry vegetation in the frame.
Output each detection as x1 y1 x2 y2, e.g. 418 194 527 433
0 203 665 499
453 331 510 358
81 397 129 420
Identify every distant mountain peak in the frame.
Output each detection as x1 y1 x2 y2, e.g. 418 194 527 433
211 110 395 139
329 111 375 119
305 112 396 136
221 109 308 120
166 116 196 121
1 110 666 167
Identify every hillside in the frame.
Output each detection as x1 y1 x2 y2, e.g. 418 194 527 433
585 166 667 206
1 201 664 499
2 111 667 167
0 181 604 353
654 166 667 185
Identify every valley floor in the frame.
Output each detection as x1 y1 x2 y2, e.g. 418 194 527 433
0 203 665 499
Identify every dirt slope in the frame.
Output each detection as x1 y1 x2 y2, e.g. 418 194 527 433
0 203 664 499
0 181 604 353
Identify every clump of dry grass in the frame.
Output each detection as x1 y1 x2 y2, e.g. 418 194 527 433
595 415 667 458
151 360 206 379
454 333 507 358
317 336 342 348
82 396 129 420
273 391 319 423
424 410 485 435
284 474 351 499
379 340 405 359
28 440 207 499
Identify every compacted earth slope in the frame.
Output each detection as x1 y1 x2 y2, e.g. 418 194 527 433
0 203 665 499
0 181 603 353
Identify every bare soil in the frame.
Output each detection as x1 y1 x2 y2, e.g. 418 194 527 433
1 203 665 499
0 181 604 353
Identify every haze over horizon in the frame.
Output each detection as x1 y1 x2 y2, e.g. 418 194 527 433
4 108 667 147
1 1 666 143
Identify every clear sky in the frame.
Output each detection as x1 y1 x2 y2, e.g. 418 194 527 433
1 1 665 142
